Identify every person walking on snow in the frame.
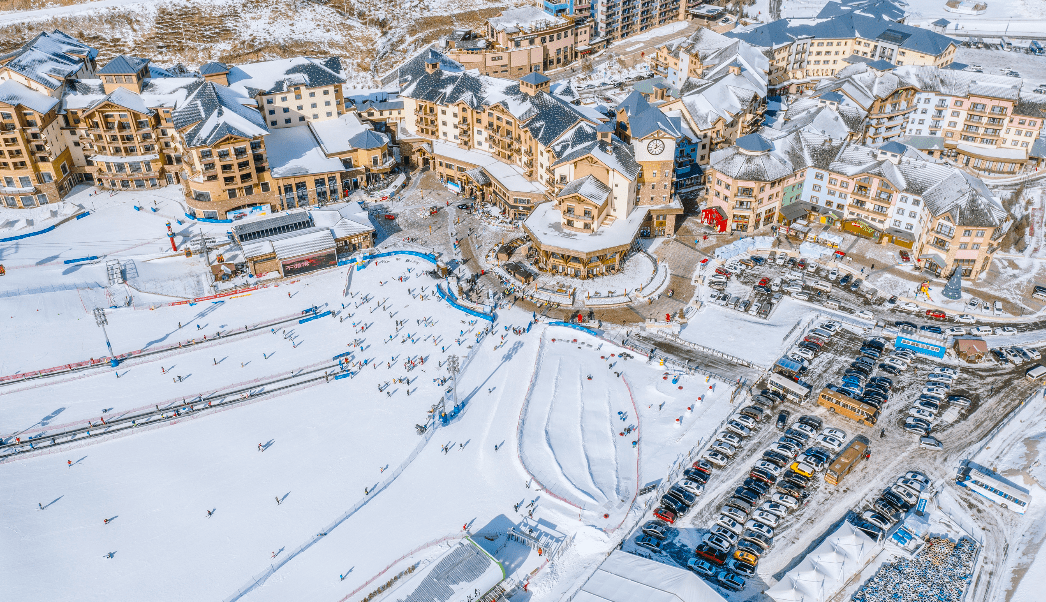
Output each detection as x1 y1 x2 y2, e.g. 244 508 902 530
275 496 281 506
207 510 213 518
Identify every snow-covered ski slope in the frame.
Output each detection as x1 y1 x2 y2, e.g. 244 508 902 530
1 249 735 601
519 333 639 516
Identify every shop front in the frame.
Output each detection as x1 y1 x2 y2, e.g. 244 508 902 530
841 218 883 242
281 250 338 277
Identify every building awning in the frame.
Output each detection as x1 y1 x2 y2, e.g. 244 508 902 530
465 167 491 186
781 201 813 222
956 143 1028 161
886 227 915 242
919 252 946 266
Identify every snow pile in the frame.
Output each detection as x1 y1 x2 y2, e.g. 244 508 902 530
713 237 755 259
798 241 833 259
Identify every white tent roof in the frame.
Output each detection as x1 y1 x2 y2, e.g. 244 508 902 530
574 551 728 602
767 522 878 602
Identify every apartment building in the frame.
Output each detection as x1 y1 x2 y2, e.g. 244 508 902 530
203 57 346 129
64 56 201 192
443 7 594 78
593 0 683 43
704 131 1008 278
0 81 72 208
650 27 770 90
811 61 918 145
658 61 768 164
725 13 958 94
896 67 1046 175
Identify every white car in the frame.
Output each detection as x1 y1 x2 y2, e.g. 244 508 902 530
769 444 799 459
945 326 967 336
893 349 915 361
792 422 818 438
971 326 993 336
909 406 936 421
721 505 748 523
817 435 844 452
734 414 757 429
703 450 729 467
921 387 947 399
994 301 1003 316
793 347 815 360
820 321 841 333
905 471 930 487
828 268 839 280
995 326 1017 336
881 358 908 371
890 484 919 505
927 371 955 381
935 367 958 376
772 493 799 509
822 427 847 440
783 284 803 294
1024 348 1042 361
798 454 825 471
726 421 752 438
856 309 874 321
745 520 774 539
902 302 920 312
896 477 926 494
955 314 976 323
718 431 743 447
681 479 705 496
794 291 811 301
710 440 737 457
717 515 744 535
760 501 789 517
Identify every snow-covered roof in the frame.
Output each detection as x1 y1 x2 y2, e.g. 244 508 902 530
727 14 957 57
310 201 375 238
525 195 647 255
894 65 1020 100
0 31 96 90
433 141 542 194
573 551 728 602
558 175 611 205
173 82 268 148
98 55 149 75
0 79 59 113
310 112 389 154
674 66 766 131
63 77 202 113
226 57 346 97
816 0 908 21
265 125 346 178
767 522 877 602
553 136 642 181
488 6 567 34
764 96 866 139
241 226 336 260
199 61 230 76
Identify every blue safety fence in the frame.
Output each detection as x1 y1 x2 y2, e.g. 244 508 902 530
183 212 234 224
332 351 353 361
76 211 91 219
63 255 100 264
548 321 602 337
435 283 495 322
348 249 441 270
299 310 332 324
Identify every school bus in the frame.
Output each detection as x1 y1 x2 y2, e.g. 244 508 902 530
825 437 869 485
817 388 879 426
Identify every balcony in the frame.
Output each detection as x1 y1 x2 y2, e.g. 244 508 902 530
929 238 950 251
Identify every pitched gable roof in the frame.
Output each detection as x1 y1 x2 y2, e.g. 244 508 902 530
0 30 97 90
98 55 149 75
173 81 268 147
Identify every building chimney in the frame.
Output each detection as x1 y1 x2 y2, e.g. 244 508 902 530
425 59 440 74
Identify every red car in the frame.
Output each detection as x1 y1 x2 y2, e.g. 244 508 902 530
384 214 396 220
925 309 947 320
803 336 824 347
694 544 728 565
899 250 911 263
653 507 677 524
715 267 732 278
797 259 807 270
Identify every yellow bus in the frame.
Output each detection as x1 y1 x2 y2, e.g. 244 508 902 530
817 388 879 426
825 438 868 486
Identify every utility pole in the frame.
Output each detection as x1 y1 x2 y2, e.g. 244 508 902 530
93 308 116 362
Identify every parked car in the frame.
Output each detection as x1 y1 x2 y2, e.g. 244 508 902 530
776 411 791 430
727 421 753 438
668 485 698 507
703 450 730 467
703 533 733 553
689 557 719 577
717 514 744 535
718 431 743 447
660 495 688 515
750 509 779 528
716 570 746 592
694 543 728 566
745 520 774 539
641 520 670 539
817 435 844 452
753 460 783 475
971 326 993 336
862 510 892 531
653 506 677 523
636 534 663 551
920 436 943 450
760 501 789 517
955 314 976 323
728 557 757 576
947 394 973 407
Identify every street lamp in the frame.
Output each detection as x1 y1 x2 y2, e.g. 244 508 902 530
93 307 118 366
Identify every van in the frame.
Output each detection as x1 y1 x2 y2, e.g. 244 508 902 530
811 280 832 293
919 436 943 450
1026 364 1046 380
993 301 1003 316
825 298 840 310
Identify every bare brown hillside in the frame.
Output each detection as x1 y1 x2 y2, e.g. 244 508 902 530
0 0 521 79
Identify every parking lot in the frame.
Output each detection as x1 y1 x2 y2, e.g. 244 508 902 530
623 310 1043 599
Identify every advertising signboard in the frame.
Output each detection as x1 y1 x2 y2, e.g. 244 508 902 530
281 250 337 277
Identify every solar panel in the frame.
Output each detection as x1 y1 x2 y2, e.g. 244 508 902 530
877 29 911 45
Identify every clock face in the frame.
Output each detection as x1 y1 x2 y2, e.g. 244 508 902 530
647 138 665 155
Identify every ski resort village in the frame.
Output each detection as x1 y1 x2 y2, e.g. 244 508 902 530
8 0 1046 600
